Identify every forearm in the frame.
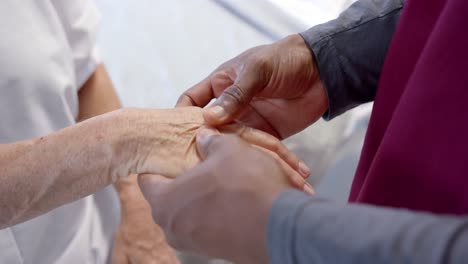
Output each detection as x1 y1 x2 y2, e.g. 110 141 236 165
77 64 153 211
0 63 194 228
268 191 468 264
301 0 404 119
0 113 130 228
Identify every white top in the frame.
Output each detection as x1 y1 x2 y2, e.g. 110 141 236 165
0 0 119 263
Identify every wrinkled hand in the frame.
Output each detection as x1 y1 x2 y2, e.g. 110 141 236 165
112 175 180 264
117 106 311 191
177 34 328 139
139 129 303 264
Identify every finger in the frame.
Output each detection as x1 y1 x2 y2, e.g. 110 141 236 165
219 124 310 178
140 164 216 251
196 128 242 160
111 251 128 264
138 174 174 226
111 238 129 264
130 255 159 264
256 146 315 195
176 78 214 107
138 174 173 208
197 126 312 192
203 62 267 125
138 174 173 188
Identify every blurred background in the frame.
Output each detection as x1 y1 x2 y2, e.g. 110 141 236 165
94 0 370 263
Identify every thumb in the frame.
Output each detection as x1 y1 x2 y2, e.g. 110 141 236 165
195 128 223 160
196 128 244 160
204 63 267 125
138 174 172 208
111 236 129 264
138 174 172 192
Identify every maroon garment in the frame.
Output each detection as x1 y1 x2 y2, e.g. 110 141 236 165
349 0 468 214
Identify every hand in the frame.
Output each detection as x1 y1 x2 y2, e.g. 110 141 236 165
112 175 180 264
139 129 303 264
111 106 312 191
177 34 328 139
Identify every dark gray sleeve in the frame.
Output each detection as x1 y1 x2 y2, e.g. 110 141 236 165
300 0 405 120
267 191 468 264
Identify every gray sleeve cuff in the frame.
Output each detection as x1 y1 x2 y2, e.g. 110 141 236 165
300 0 404 119
267 190 468 264
267 190 312 264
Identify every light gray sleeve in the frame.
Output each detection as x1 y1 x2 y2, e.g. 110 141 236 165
300 0 405 119
267 191 468 264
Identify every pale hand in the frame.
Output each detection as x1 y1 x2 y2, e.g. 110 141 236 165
112 175 180 264
115 107 312 191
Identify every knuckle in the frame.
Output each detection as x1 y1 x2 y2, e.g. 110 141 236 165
270 140 282 154
264 133 284 155
251 53 270 69
176 94 186 104
177 93 195 106
248 54 273 87
222 84 247 106
207 134 231 153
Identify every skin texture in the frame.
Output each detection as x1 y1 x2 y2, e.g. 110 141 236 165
0 104 306 229
139 130 296 264
113 174 180 264
177 34 328 140
118 106 307 183
77 65 179 263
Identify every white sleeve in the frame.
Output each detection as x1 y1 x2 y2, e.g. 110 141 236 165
50 0 102 89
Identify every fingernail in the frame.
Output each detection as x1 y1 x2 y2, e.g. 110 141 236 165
298 161 311 178
197 128 218 146
303 182 315 196
208 105 227 119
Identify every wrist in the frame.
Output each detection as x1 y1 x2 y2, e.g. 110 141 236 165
283 33 309 49
108 107 204 178
115 175 151 210
103 108 167 179
77 109 139 183
286 34 328 117
104 110 137 182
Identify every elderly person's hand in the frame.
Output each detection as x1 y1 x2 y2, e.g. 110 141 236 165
112 175 180 264
176 34 327 139
117 106 312 191
139 129 302 264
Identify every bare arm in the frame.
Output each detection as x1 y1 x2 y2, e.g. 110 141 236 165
0 97 203 228
0 104 206 229
0 109 123 228
0 90 302 232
